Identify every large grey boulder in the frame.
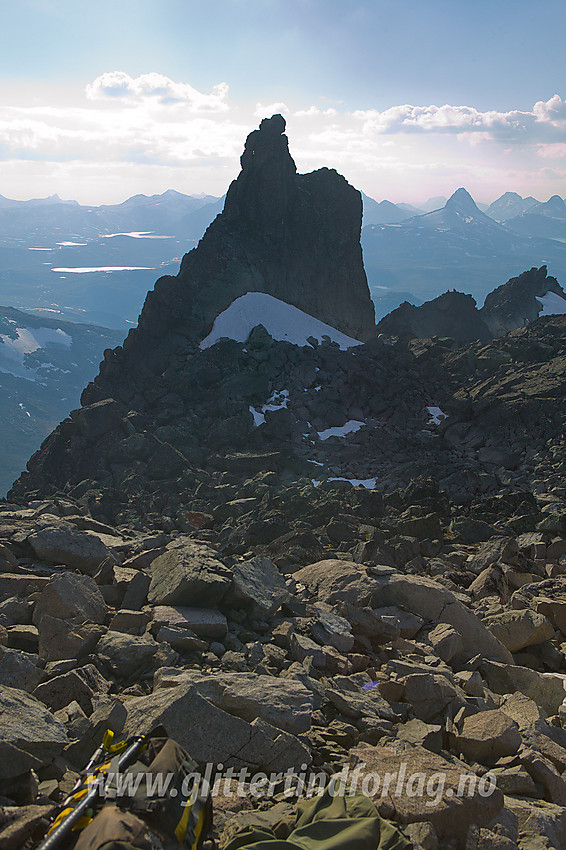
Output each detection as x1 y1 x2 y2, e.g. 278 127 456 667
455 709 521 764
153 668 313 735
147 540 232 606
309 605 354 653
467 536 520 574
96 631 159 678
403 673 467 722
376 574 513 663
27 524 117 574
506 796 566 850
480 660 566 716
349 739 503 844
33 664 109 714
0 803 56 850
484 609 555 652
325 687 396 722
0 648 43 692
123 683 310 771
0 685 68 761
33 572 107 627
224 557 291 617
38 615 104 662
0 597 33 627
0 742 43 780
292 560 387 607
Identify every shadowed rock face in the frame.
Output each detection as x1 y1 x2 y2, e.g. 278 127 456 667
376 266 566 343
481 266 565 337
81 114 375 407
376 291 491 343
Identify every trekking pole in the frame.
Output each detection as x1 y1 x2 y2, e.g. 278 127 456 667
36 732 148 850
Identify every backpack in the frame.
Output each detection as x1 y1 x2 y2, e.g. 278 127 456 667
38 729 212 850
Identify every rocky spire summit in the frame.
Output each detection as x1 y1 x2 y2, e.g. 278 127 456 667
78 114 375 406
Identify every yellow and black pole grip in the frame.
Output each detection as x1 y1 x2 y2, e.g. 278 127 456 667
37 734 147 850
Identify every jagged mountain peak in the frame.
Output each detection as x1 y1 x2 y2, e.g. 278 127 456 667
444 187 481 215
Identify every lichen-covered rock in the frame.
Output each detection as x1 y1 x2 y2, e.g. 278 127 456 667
33 572 107 627
123 683 310 772
349 739 504 843
0 685 68 761
153 669 313 735
96 631 159 678
376 573 514 663
224 556 290 617
147 540 232 607
455 709 521 764
27 524 117 574
0 648 43 692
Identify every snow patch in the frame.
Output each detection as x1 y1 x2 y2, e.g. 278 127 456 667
200 292 362 351
426 406 447 425
537 291 566 316
249 406 266 427
0 327 71 356
0 326 72 381
329 477 377 488
263 389 289 412
249 390 289 427
317 420 365 441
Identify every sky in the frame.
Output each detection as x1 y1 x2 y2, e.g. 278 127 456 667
1 0 566 206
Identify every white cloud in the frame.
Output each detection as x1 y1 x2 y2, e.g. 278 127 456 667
254 101 289 118
86 71 230 112
294 106 338 118
2 76 566 204
350 95 566 143
537 143 566 159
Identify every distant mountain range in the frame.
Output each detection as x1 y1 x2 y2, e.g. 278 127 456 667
2 185 565 327
361 188 566 318
0 189 224 329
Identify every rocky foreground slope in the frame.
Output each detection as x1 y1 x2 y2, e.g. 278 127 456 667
2 117 566 849
2 465 566 849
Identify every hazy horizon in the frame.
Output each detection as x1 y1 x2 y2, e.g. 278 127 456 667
0 184 559 213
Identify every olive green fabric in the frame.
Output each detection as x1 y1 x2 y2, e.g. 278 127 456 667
73 806 157 850
223 790 410 850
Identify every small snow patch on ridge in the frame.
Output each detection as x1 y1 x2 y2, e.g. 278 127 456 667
537 292 566 316
317 420 365 440
200 292 362 350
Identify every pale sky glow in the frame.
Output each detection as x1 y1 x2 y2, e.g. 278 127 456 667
1 0 566 206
